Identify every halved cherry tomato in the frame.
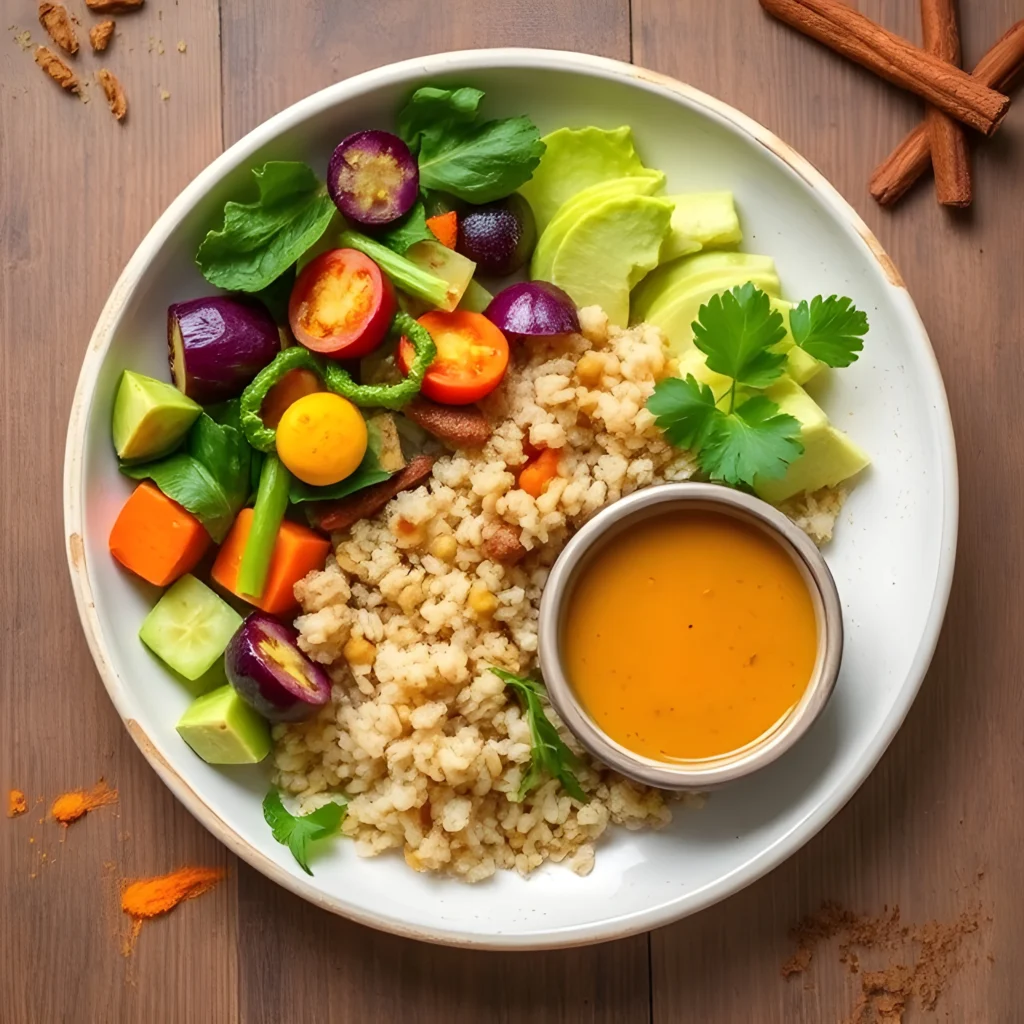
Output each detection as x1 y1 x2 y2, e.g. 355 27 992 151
288 248 396 359
397 310 509 406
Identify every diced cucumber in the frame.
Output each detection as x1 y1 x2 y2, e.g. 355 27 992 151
176 685 271 764
139 574 242 681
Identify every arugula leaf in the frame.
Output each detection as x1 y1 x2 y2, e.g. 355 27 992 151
263 789 346 876
789 294 867 368
398 86 484 155
692 282 788 388
122 402 251 542
196 162 336 292
646 375 720 450
699 396 804 487
396 87 545 204
374 199 436 254
490 668 587 803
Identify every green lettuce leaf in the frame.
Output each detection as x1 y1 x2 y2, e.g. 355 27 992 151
196 162 336 292
374 200 436 254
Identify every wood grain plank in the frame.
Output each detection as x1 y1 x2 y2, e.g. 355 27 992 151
633 1 1022 1020
217 3 646 1022
0 3 235 1022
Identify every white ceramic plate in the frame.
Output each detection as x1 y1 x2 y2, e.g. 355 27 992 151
64 49 957 949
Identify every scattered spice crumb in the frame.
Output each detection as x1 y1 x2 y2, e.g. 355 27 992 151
89 19 114 52
96 68 127 122
50 780 118 824
7 789 28 818
159 86 169 101
176 39 185 52
34 45 78 92
86 0 143 12
120 866 224 954
38 2 77 54
15 29 33 49
783 900 984 1023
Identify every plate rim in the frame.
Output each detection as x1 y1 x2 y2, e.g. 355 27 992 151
63 46 959 949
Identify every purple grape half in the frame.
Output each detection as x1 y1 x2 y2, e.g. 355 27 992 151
168 296 281 403
456 194 537 276
225 613 332 723
327 130 419 226
485 281 580 340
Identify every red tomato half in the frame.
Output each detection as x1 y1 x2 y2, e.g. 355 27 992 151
397 310 510 405
288 248 396 358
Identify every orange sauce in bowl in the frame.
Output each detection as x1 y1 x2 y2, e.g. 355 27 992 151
562 511 818 763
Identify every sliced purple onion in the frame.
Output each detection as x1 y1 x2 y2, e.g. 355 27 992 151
327 130 419 226
225 613 332 723
168 296 281 403
485 281 581 341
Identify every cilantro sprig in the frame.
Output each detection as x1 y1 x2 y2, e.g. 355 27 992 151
647 282 867 489
263 789 346 876
490 669 587 803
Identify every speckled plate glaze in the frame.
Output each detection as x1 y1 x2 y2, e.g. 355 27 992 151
64 49 957 949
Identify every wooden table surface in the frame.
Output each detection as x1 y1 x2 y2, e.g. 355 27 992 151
2 1 1022 1020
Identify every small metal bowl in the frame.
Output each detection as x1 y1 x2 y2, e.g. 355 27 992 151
538 482 843 790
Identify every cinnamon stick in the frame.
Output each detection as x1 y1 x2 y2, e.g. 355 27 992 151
921 0 971 206
759 0 1010 135
871 21 1024 205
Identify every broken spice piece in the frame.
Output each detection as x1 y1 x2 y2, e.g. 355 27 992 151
7 789 28 818
120 866 224 951
89 19 114 51
85 0 143 12
38 2 78 54
96 68 127 122
176 39 185 52
34 45 79 92
50 780 118 825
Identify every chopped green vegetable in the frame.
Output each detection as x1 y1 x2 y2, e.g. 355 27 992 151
239 313 438 450
692 282 788 389
489 669 587 803
237 454 291 600
789 294 867 368
263 789 346 876
122 402 252 543
396 86 545 204
375 199 436 254
196 161 336 292
339 229 451 309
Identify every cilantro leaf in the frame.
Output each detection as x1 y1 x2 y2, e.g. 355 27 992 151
397 87 545 204
490 669 588 803
262 789 346 876
196 162 336 292
698 396 804 487
374 199 436 254
692 282 788 388
646 374 722 449
789 295 867 368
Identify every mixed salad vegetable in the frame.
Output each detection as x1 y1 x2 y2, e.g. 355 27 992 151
106 83 871 872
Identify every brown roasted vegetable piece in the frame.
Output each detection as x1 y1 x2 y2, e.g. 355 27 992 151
404 398 491 449
482 523 527 566
34 46 78 92
38 2 78 54
89 19 115 51
96 69 127 122
85 0 143 12
309 455 436 533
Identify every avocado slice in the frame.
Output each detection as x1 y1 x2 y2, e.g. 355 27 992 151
139 574 242 682
531 172 666 282
176 684 271 764
659 192 743 264
518 126 649 233
549 195 673 326
112 370 202 462
754 378 870 503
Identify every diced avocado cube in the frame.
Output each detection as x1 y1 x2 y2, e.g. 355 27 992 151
112 370 201 461
176 685 271 764
755 378 870 504
139 574 242 681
